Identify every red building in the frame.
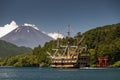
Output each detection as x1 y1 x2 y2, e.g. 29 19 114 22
96 57 109 67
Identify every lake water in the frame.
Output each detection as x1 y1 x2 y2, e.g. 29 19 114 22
0 67 120 80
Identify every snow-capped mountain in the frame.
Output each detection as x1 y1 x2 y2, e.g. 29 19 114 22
1 24 53 48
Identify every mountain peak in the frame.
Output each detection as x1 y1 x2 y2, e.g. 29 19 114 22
23 23 39 30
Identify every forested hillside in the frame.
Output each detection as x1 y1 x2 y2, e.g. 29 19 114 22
83 23 120 65
0 40 32 58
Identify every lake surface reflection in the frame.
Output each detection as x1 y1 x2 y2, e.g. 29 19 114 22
0 67 120 80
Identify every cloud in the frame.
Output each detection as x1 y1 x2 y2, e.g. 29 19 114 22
0 21 18 38
48 32 64 40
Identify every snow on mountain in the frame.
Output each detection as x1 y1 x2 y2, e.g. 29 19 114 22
0 21 18 38
23 23 39 30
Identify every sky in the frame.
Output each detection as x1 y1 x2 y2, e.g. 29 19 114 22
0 0 120 36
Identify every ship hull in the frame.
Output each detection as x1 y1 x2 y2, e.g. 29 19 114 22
51 58 80 68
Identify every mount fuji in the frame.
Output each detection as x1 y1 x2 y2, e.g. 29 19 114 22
1 23 53 48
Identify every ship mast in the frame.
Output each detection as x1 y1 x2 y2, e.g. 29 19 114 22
67 25 70 39
67 25 71 58
57 31 60 49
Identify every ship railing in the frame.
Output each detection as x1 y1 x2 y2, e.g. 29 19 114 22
51 58 78 63
51 61 77 63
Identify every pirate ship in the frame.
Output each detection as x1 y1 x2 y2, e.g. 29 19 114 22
48 28 90 68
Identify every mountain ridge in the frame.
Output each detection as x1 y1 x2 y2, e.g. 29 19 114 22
0 39 32 58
